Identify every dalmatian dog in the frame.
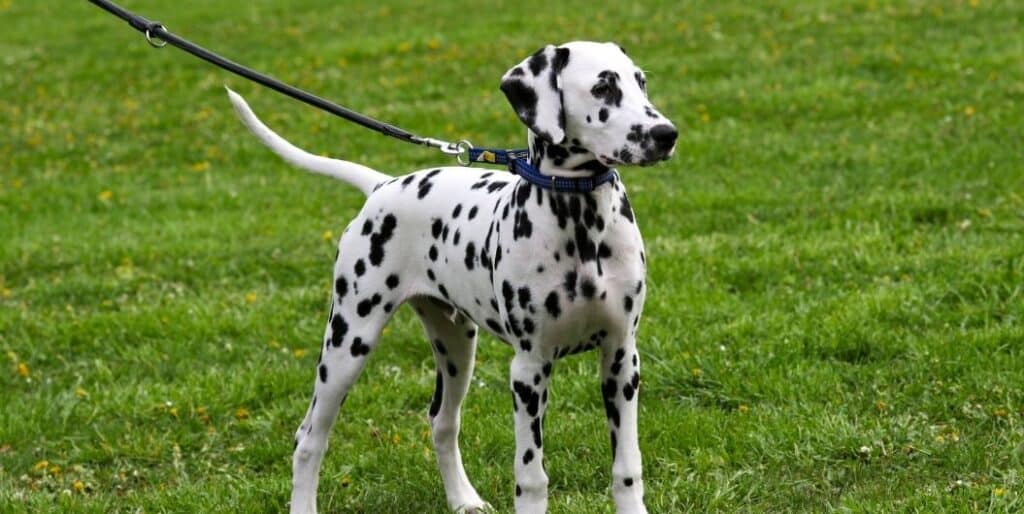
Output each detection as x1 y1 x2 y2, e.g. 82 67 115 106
226 40 676 514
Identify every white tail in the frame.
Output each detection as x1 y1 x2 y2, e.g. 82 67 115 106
225 87 388 195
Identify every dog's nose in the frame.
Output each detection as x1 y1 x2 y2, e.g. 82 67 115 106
650 124 678 150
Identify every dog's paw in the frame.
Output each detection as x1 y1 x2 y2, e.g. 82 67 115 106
455 501 493 514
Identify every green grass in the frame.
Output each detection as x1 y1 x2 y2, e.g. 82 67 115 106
2 0 1023 512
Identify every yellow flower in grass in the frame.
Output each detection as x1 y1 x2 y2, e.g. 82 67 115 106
17 362 29 378
245 292 258 304
322 230 334 242
964 105 976 117
189 161 210 172
293 348 308 359
33 460 49 472
98 190 113 202
72 480 86 493
235 407 250 420
994 487 1007 497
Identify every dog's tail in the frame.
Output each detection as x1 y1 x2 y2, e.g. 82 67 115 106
226 87 388 195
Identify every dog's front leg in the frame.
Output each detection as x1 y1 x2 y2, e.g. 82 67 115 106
601 339 647 514
510 351 551 513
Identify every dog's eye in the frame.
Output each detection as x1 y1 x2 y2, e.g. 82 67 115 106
591 83 610 97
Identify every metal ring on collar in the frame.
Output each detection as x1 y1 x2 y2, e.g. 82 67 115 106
145 25 167 48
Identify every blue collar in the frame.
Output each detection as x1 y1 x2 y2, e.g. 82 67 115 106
467 147 618 194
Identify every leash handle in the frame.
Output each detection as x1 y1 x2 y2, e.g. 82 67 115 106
86 0 469 159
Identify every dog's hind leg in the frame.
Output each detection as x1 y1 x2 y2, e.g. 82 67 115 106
289 241 399 514
411 297 489 513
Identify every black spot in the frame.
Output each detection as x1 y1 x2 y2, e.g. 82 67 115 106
401 174 416 188
434 339 448 355
624 296 633 312
447 361 458 377
551 47 570 90
513 381 541 416
438 284 449 299
624 478 634 487
350 337 370 357
581 279 596 299
429 245 438 261
517 287 532 309
501 79 539 130
429 370 443 416
468 206 479 219
432 218 443 238
334 276 348 298
383 302 393 313
516 485 522 496
368 214 397 266
487 181 508 193
563 271 577 299
522 317 535 334
530 417 543 447
523 449 535 464
452 204 462 218
602 378 620 427
520 339 533 352
386 274 400 289
542 362 552 377
611 348 626 375
544 292 561 318
486 318 504 334
464 242 476 270
330 314 348 347
319 364 328 382
427 269 436 281
466 329 476 339
619 193 635 222
528 48 548 76
357 294 382 317
361 219 373 235
354 259 366 276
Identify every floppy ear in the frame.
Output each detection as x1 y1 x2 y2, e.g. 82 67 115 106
500 45 570 144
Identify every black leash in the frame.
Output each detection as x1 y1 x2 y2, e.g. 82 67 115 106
87 0 619 193
86 0 471 161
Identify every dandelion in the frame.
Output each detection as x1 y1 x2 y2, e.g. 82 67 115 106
391 434 401 445
994 487 1007 497
17 362 29 378
875 400 887 412
235 407 250 420
33 460 49 472
427 38 441 50
1 287 11 299
189 161 210 172
340 475 352 487
293 348 308 359
994 407 1008 418
691 367 702 378
397 42 412 53
322 230 334 242
963 105 976 117
245 292 258 304
169 407 179 418
75 387 88 399
72 480 86 493
98 190 113 202
737 404 749 413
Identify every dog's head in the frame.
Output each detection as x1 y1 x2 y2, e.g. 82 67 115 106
500 41 676 167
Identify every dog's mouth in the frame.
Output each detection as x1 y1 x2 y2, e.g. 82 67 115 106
600 146 675 167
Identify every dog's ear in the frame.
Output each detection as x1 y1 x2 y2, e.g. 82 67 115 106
500 45 570 144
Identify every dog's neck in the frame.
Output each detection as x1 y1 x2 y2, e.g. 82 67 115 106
528 131 612 179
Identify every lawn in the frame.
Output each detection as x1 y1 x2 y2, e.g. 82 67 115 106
2 0 1023 512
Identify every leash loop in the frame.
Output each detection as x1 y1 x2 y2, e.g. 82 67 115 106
145 24 167 48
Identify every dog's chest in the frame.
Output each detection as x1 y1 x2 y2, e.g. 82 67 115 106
486 180 645 348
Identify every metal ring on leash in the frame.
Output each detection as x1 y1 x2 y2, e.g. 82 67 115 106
145 25 167 48
454 140 473 166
